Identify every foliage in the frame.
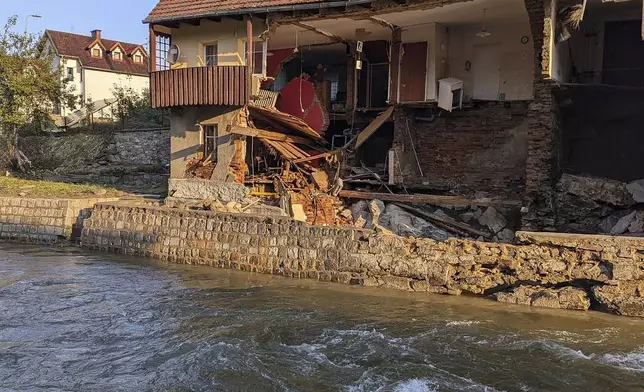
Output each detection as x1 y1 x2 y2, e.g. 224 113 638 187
0 176 122 198
0 16 75 170
112 84 168 128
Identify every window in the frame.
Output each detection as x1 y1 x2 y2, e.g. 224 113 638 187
244 40 266 74
155 34 171 71
203 125 217 160
133 54 143 63
204 43 217 66
92 47 101 57
66 67 74 81
112 51 122 61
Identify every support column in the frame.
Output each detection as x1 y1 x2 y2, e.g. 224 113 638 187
246 15 254 99
149 25 157 72
522 0 558 231
389 27 402 104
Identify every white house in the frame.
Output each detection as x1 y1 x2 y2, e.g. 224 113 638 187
42 29 150 121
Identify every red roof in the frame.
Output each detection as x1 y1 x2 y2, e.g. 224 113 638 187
45 30 149 76
144 0 340 23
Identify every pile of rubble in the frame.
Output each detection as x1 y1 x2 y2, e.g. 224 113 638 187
556 173 644 235
345 199 516 242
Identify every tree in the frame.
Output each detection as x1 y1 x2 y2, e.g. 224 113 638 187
0 16 75 170
111 84 167 128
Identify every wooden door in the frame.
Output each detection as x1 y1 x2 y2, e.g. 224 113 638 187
472 43 501 100
399 42 427 102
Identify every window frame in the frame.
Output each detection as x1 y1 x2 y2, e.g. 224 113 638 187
203 42 218 67
241 39 267 75
91 47 101 58
133 53 143 64
66 67 74 81
155 33 171 71
112 50 123 61
202 124 218 161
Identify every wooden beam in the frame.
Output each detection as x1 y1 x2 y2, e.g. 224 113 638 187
338 190 522 208
389 27 402 104
290 22 347 43
149 25 157 72
364 16 396 31
229 126 320 147
292 148 342 163
393 203 491 238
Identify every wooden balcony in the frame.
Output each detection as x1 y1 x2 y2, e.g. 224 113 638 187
150 66 249 109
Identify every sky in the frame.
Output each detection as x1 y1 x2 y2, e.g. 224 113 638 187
1 0 158 45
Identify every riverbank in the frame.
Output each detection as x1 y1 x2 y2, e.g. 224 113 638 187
0 194 643 318
80 201 644 318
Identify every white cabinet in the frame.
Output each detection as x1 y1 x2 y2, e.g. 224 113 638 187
438 77 464 112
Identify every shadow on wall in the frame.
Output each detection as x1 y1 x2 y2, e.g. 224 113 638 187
557 84 644 182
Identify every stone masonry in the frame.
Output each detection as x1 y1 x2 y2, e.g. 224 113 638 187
81 203 644 318
0 197 119 244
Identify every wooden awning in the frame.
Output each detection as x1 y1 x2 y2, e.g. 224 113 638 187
248 105 326 144
258 138 311 160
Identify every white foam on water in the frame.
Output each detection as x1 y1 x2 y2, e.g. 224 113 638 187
392 378 439 392
509 339 595 360
599 349 644 373
445 320 483 327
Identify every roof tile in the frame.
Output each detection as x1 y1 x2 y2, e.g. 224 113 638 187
46 30 149 76
145 0 323 22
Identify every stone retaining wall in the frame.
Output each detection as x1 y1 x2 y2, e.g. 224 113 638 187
0 197 118 244
81 203 644 317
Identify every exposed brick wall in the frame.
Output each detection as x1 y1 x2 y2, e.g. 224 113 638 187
392 103 529 199
81 203 644 317
522 0 558 231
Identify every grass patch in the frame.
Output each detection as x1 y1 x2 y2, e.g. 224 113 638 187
0 177 124 198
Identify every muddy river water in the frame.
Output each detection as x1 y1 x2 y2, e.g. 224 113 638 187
1 244 643 391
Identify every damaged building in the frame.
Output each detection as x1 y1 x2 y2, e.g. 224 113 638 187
144 0 644 240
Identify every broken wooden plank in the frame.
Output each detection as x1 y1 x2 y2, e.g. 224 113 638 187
338 190 521 208
229 126 319 147
292 148 342 163
248 105 326 143
354 106 395 149
261 139 296 159
393 203 490 238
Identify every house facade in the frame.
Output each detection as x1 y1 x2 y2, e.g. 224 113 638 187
43 29 150 121
144 0 644 232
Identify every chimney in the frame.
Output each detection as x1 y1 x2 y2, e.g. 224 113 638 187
91 29 101 40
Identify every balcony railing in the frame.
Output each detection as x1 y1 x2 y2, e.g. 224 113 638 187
150 66 249 109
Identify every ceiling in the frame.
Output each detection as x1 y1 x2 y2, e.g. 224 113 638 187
268 0 529 49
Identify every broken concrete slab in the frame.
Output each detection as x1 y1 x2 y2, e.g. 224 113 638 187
478 207 507 234
629 211 644 234
379 204 449 241
558 173 634 207
169 178 249 203
610 211 636 235
627 179 644 204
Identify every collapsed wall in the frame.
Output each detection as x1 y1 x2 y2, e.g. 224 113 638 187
82 202 644 318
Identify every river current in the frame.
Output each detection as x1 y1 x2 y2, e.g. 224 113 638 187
0 244 643 391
